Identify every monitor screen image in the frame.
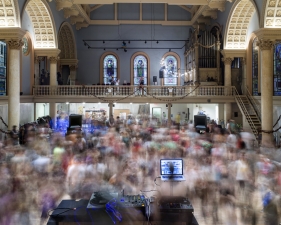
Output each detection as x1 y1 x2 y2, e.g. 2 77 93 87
160 159 183 175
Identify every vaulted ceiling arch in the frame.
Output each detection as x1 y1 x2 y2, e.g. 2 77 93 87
224 0 257 49
264 0 281 28
58 22 77 59
0 0 20 27
24 0 57 48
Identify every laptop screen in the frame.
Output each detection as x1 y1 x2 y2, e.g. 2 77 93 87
160 159 183 175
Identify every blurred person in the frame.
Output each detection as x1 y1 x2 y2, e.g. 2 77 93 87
66 155 86 199
9 125 19 146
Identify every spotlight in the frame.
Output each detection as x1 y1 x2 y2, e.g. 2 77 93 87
130 102 132 104
66 102 69 105
124 49 127 52
169 49 171 52
104 48 106 51
156 41 159 44
128 41 130 44
84 42 87 46
82 102 85 105
122 41 126 47
145 40 147 44
116 48 118 50
103 40 105 43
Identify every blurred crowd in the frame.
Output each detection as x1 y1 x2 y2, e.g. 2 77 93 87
0 117 281 225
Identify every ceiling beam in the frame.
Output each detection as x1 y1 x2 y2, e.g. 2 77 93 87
179 5 192 13
72 0 208 5
89 19 192 26
90 4 104 12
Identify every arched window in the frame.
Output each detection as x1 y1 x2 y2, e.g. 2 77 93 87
133 55 148 85
0 41 7 96
252 38 258 96
103 54 117 84
163 55 178 86
274 42 281 96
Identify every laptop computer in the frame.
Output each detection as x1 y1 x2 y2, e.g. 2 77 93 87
160 159 186 182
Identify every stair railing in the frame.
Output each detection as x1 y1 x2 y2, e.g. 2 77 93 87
246 87 261 122
233 87 259 139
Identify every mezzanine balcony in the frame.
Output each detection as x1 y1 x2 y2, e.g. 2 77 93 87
32 85 237 104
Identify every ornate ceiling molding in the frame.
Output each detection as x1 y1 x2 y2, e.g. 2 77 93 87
63 7 79 19
25 0 57 48
55 0 73 11
34 48 61 57
202 8 217 19
58 22 76 59
264 0 281 28
0 0 20 27
0 27 25 40
225 0 256 49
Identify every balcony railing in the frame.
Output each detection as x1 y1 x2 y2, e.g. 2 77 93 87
33 85 236 97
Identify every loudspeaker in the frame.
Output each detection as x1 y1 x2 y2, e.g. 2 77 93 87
159 70 164 78
153 76 157 82
69 114 82 128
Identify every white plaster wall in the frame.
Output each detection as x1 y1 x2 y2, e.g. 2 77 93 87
20 103 34 125
36 103 50 118
192 104 218 122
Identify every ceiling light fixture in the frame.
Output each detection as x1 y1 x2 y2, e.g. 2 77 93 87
103 40 105 43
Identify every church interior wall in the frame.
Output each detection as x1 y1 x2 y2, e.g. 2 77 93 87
142 3 165 20
20 103 34 125
76 24 188 85
90 4 115 20
247 12 260 43
21 47 32 95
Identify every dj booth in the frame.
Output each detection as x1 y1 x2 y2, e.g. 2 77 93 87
47 193 199 225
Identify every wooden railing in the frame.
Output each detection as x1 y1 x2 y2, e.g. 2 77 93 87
33 85 236 97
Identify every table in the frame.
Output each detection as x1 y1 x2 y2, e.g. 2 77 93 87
47 199 199 225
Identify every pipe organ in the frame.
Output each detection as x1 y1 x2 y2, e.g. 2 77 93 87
185 27 221 85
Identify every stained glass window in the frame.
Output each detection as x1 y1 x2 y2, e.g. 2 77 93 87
133 55 147 85
103 55 117 84
274 43 281 96
0 41 6 96
252 38 258 96
163 55 177 86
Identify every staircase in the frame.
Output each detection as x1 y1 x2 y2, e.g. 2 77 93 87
234 88 261 140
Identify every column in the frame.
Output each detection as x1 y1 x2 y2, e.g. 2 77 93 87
49 102 57 129
216 40 221 84
194 43 199 83
222 57 233 123
167 103 172 127
34 56 41 85
7 39 23 130
241 57 247 95
258 39 274 146
49 56 58 86
69 64 78 85
109 102 113 118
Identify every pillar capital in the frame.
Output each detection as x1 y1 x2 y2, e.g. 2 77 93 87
222 57 233 65
69 64 78 71
257 39 274 51
34 56 43 64
7 39 24 50
49 56 59 63
240 57 247 65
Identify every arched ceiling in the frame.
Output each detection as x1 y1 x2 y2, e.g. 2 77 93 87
0 0 20 27
25 0 56 48
58 22 76 59
225 0 256 49
264 0 281 27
